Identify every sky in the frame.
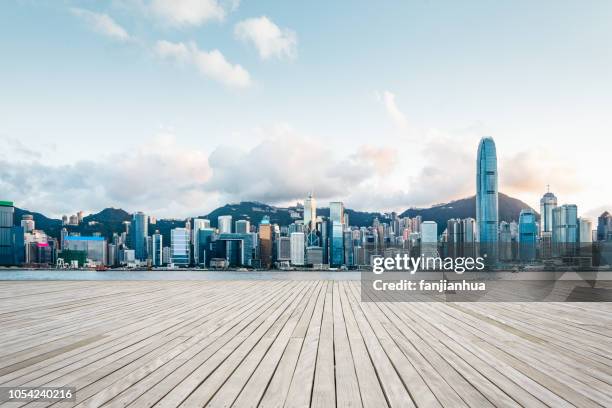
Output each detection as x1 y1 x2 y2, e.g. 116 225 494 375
1 0 611 221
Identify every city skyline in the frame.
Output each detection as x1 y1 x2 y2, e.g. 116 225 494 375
1 1 612 218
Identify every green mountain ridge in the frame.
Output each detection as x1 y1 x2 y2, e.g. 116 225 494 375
13 192 536 240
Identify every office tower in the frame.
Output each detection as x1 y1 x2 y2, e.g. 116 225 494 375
192 218 210 266
77 211 84 224
306 246 323 266
218 215 232 234
107 243 117 267
304 193 316 231
0 201 16 265
151 230 163 266
420 221 439 258
552 204 578 256
597 211 612 241
518 209 537 261
578 218 592 243
21 214 35 233
60 228 68 250
130 212 148 261
235 219 250 234
276 236 291 261
476 136 499 261
171 228 190 266
319 219 329 263
329 221 344 267
462 218 477 258
197 228 215 267
499 221 512 261
290 232 305 266
540 188 557 234
329 202 345 224
343 229 354 266
69 214 79 226
446 219 462 258
162 247 171 265
259 217 273 269
61 215 68 225
64 236 107 265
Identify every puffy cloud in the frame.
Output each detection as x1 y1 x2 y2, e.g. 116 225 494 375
155 40 251 88
234 16 297 60
149 0 227 26
70 8 132 41
0 134 212 218
378 90 408 130
500 150 582 196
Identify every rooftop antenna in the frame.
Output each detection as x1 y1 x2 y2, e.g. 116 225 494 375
546 184 550 193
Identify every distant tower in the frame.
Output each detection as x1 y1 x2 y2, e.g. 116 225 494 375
540 186 557 234
303 193 316 232
476 136 499 261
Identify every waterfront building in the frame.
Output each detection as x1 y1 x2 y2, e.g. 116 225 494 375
276 236 291 261
131 212 148 261
171 228 190 267
259 217 273 269
64 236 107 265
476 137 499 260
552 204 578 256
518 209 537 261
196 228 215 267
0 201 16 265
306 246 323 266
151 230 163 266
216 233 254 267
290 232 305 266
192 218 210 265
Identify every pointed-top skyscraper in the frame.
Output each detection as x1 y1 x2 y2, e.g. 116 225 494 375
476 136 499 261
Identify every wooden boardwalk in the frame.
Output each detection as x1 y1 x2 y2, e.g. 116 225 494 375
0 280 611 407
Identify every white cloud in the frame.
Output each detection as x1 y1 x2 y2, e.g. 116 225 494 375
71 8 131 41
0 133 212 218
155 40 251 88
150 0 227 26
379 90 408 129
234 16 297 60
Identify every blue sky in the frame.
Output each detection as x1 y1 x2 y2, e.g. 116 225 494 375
1 0 611 219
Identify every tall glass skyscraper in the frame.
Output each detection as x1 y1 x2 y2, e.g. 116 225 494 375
476 137 499 261
518 209 537 261
131 212 148 261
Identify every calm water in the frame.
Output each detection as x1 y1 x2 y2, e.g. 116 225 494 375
0 269 361 281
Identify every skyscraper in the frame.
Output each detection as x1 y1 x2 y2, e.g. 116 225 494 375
539 188 557 234
171 227 190 267
131 212 148 261
329 221 344 267
476 136 499 261
290 232 305 266
218 215 232 234
552 204 578 256
329 202 344 224
151 230 163 266
192 218 210 266
258 217 273 269
597 212 612 241
421 221 439 258
304 193 316 231
0 201 16 266
518 209 537 261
